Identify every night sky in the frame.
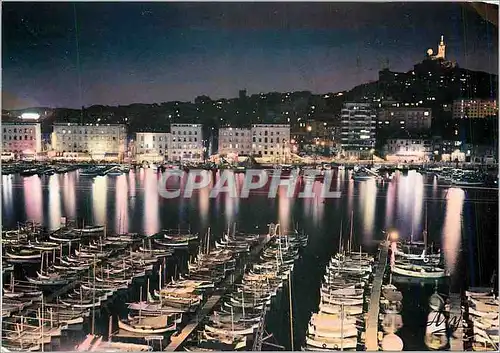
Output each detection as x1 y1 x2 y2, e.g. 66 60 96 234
2 2 498 109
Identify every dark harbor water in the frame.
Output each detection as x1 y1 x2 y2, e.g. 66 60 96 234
2 169 498 350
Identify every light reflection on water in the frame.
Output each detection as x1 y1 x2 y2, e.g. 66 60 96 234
2 175 14 221
48 175 62 231
359 179 377 245
62 173 76 219
3 169 495 268
385 178 395 230
442 188 465 276
143 170 159 236
2 168 497 352
92 176 107 226
23 176 43 224
115 175 129 233
411 171 424 241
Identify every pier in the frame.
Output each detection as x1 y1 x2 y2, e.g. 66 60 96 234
365 240 390 351
448 293 464 351
164 233 273 351
165 294 223 351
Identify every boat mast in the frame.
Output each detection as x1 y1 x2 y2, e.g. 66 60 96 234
41 292 45 353
241 291 246 318
338 219 343 254
231 306 234 337
349 210 354 254
424 203 428 250
206 227 211 255
40 251 44 275
139 286 143 319
340 303 344 351
92 254 96 335
159 263 162 291
147 277 150 303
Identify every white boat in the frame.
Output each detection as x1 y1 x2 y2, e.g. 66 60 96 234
75 249 110 258
392 264 448 278
318 303 363 316
469 297 499 313
75 225 105 233
118 315 177 334
305 336 357 350
320 296 364 306
205 322 259 336
202 331 247 350
106 170 123 177
28 240 60 251
27 276 68 286
60 299 101 309
469 307 499 320
308 323 358 339
49 234 81 243
310 312 359 326
5 251 41 260
395 248 441 262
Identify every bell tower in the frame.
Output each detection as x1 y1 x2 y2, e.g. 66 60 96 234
437 35 446 59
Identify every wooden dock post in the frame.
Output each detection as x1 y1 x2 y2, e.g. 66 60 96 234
365 241 389 351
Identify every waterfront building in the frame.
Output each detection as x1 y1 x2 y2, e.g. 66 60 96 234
2 122 42 159
170 123 203 162
251 124 291 162
340 102 377 159
378 107 432 131
452 99 498 119
51 123 127 160
218 127 252 157
292 119 339 155
135 132 171 162
462 143 497 164
384 138 433 162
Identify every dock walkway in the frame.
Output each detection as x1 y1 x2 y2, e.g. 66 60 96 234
365 241 389 351
449 293 464 351
164 234 272 351
165 294 222 351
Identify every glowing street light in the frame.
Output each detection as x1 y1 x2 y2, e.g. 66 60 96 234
388 231 399 242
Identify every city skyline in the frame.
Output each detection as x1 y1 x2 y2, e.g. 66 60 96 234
3 2 498 110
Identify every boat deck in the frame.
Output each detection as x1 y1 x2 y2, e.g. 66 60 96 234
449 293 464 351
164 234 272 351
365 241 389 351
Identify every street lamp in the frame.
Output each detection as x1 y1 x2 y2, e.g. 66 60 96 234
387 231 399 242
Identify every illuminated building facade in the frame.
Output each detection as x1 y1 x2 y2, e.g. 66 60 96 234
251 124 290 161
52 123 127 159
135 132 171 162
218 127 252 156
452 99 498 119
340 102 376 158
384 138 433 162
2 122 42 156
170 124 203 161
378 107 432 131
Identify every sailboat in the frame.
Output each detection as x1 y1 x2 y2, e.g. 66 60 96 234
396 203 441 264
